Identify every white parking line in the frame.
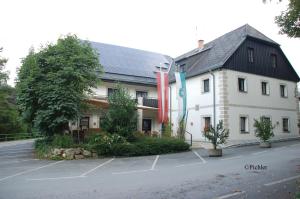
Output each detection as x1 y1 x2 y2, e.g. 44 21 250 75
252 150 270 155
28 176 86 181
150 155 159 170
112 169 151 175
215 191 246 199
0 160 64 182
193 150 207 163
80 158 114 177
175 162 204 168
220 155 242 161
264 174 300 186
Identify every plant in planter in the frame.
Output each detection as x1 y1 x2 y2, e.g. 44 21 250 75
203 120 229 157
254 117 275 148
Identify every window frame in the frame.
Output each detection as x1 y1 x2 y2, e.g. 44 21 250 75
238 77 247 93
203 78 210 93
247 47 254 63
261 81 270 96
202 116 211 132
282 117 290 133
240 115 249 134
280 84 288 98
271 53 277 68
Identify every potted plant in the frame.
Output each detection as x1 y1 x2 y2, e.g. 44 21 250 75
203 120 229 157
253 117 275 148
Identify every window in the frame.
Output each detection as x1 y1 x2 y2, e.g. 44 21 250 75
203 79 210 93
280 84 287 98
247 48 254 63
80 117 89 129
107 88 118 97
240 116 249 133
262 116 271 123
261 81 269 95
136 91 148 99
203 117 211 131
179 64 185 72
271 54 277 68
238 78 247 92
282 118 289 132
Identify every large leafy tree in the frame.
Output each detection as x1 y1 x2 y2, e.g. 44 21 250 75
16 35 102 136
264 0 300 38
0 47 8 85
101 84 137 139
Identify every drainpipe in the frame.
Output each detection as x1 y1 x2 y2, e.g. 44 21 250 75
209 70 216 129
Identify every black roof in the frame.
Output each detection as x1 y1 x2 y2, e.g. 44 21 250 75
169 24 299 82
89 41 173 86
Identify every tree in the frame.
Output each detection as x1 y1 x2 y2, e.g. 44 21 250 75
253 117 275 142
16 35 102 136
101 84 137 139
203 120 229 150
264 0 300 38
0 47 8 85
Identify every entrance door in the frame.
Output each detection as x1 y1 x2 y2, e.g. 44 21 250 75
142 119 152 134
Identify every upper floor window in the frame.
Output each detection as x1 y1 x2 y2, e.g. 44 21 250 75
136 91 148 99
108 88 118 97
247 48 254 63
282 118 290 132
271 54 277 68
238 78 247 92
203 79 210 93
280 84 288 98
261 81 270 95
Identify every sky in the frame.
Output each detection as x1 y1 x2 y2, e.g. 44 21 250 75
1 0 299 86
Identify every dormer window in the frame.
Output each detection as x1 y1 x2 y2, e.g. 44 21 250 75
247 48 254 63
271 54 277 68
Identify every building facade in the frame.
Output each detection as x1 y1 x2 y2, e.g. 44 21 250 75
169 24 300 144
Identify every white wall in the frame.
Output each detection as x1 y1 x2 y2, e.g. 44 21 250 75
170 69 299 142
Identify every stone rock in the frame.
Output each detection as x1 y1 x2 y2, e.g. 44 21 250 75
52 148 62 156
74 148 82 155
92 152 98 158
74 154 84 159
65 148 75 160
83 150 91 157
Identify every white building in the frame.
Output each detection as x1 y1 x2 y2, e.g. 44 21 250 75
169 24 300 145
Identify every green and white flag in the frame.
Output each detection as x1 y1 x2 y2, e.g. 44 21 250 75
175 72 187 121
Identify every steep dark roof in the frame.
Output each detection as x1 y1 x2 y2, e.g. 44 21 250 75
89 41 173 86
169 24 299 82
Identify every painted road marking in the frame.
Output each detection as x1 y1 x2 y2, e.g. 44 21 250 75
264 174 300 186
28 176 86 181
220 155 242 161
175 162 204 168
193 150 207 163
112 169 151 175
80 158 114 177
252 150 270 155
0 160 64 182
150 155 159 170
215 191 246 199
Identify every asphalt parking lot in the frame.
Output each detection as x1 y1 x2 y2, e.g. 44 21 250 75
0 139 300 199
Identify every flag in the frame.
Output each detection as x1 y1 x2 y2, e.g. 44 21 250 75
175 72 186 122
156 71 169 123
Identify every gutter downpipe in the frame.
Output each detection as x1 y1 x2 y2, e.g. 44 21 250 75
209 70 216 129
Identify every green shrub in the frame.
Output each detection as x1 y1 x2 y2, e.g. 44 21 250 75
254 117 275 142
51 134 74 148
34 137 52 158
94 137 190 157
162 122 172 137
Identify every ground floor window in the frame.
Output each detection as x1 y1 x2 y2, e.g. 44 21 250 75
80 117 89 129
282 118 289 132
240 116 249 133
203 117 211 131
142 119 152 134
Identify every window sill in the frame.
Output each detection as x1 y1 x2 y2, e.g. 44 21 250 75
280 96 288 99
282 131 290 133
262 94 270 96
239 91 248 94
240 131 249 134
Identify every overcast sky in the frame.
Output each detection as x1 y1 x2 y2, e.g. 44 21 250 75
1 0 299 86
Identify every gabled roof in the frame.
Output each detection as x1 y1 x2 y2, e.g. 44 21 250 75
89 41 173 86
169 24 281 82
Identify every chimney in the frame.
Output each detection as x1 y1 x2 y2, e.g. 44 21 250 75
198 39 204 49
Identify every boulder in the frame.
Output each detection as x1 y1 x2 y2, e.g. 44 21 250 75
83 150 92 157
74 148 82 155
74 154 84 159
52 148 62 156
65 148 75 160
